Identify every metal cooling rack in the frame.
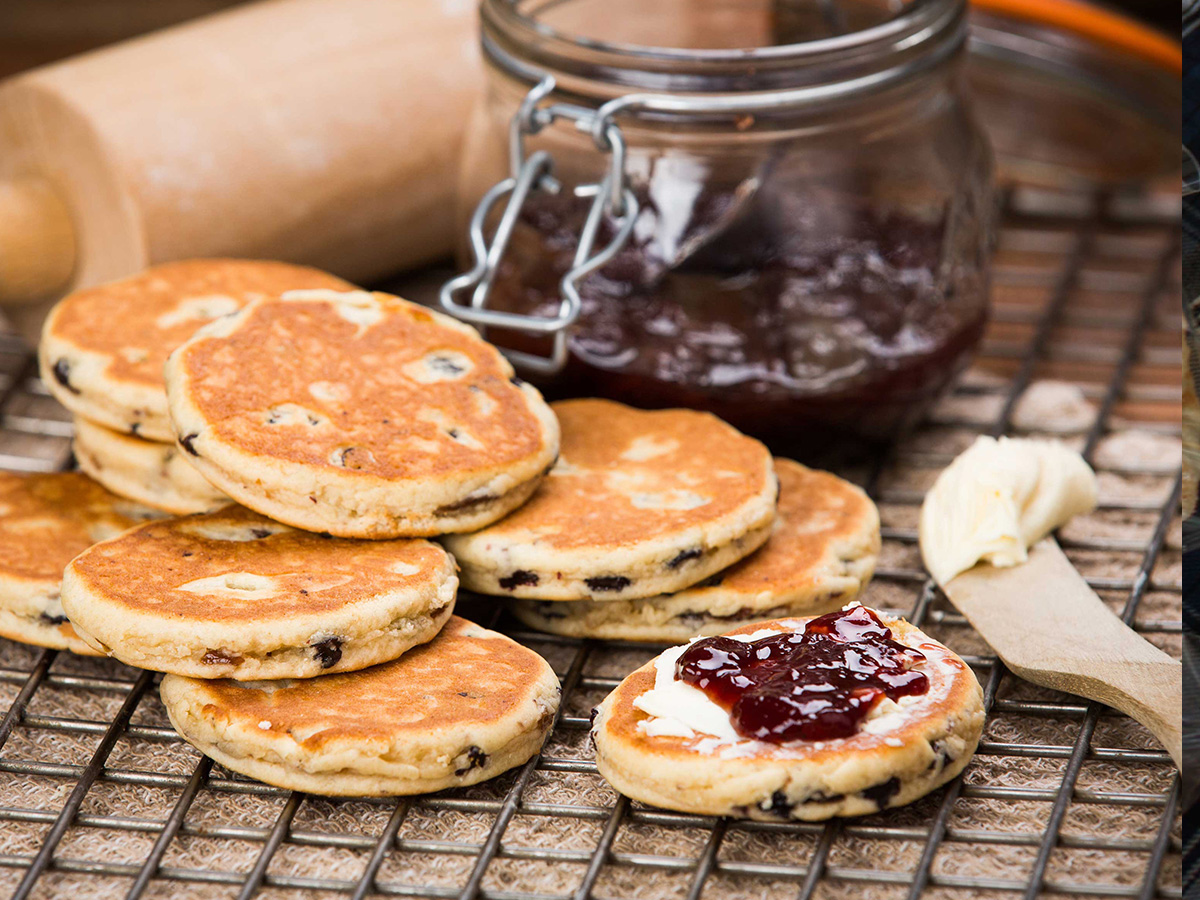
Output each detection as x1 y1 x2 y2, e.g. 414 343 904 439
0 183 1184 900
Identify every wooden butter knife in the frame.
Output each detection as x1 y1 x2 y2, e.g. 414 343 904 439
940 538 1182 768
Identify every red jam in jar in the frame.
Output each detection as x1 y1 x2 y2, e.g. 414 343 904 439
491 190 989 453
675 606 929 742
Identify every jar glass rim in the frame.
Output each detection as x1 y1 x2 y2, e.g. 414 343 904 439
481 0 965 96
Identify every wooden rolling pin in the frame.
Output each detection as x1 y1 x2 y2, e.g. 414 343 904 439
0 0 480 342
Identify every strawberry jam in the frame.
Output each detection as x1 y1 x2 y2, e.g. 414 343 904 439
674 606 929 743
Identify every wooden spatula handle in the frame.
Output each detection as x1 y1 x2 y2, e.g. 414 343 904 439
944 540 1182 769
1104 665 1181 769
0 177 75 305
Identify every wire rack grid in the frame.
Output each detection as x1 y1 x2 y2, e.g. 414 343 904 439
0 182 1185 900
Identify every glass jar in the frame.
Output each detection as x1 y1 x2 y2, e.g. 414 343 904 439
447 0 994 455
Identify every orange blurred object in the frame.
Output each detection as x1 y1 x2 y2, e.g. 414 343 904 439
973 0 1180 73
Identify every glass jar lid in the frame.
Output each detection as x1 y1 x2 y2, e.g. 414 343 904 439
481 0 966 101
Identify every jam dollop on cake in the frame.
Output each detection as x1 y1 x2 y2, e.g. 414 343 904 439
675 606 929 743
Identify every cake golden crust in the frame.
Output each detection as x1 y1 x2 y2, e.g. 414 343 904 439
510 459 879 639
40 259 354 441
164 290 560 538
443 399 778 601
0 471 151 654
160 617 561 796
61 505 457 678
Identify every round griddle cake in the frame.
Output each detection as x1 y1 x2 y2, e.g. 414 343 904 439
511 459 880 640
443 399 777 601
160 617 561 796
0 471 153 654
164 290 560 538
592 611 984 821
61 505 457 679
40 259 355 441
73 416 229 515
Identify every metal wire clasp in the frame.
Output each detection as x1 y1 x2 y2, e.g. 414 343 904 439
440 77 639 375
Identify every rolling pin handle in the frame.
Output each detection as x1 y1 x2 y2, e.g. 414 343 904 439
0 177 76 306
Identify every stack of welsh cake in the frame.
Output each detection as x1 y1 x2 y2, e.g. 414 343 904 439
5 258 882 799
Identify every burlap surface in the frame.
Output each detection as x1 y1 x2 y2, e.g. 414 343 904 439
0 194 1185 898
0 431 1182 899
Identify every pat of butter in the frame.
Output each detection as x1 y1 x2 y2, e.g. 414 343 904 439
633 629 780 743
918 436 1097 585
